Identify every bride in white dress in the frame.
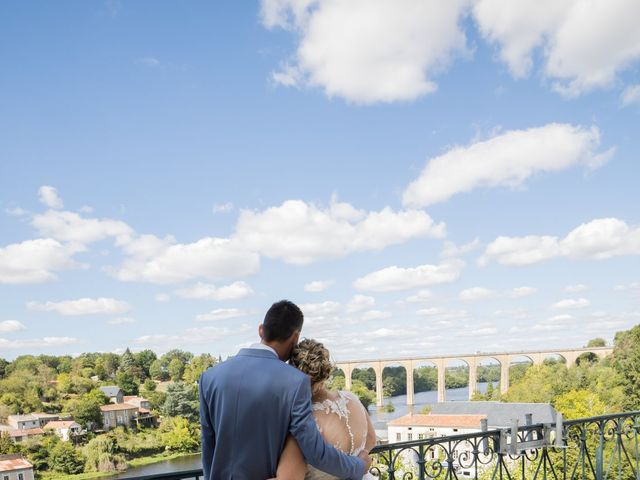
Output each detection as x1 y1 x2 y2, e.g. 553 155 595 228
275 339 377 480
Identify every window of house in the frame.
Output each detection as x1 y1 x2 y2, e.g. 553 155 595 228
418 434 424 439
396 433 401 441
463 471 471 476
453 428 458 432
19 474 24 480
408 433 413 441
4 474 10 480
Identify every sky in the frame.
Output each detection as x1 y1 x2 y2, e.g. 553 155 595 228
1 0 639 363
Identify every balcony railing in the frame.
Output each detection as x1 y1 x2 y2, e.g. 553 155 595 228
127 411 639 480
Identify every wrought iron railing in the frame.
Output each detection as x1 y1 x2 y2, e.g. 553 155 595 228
126 411 639 480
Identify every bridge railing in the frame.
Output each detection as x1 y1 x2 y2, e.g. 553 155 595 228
126 411 639 480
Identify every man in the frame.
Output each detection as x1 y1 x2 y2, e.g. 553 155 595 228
199 300 370 480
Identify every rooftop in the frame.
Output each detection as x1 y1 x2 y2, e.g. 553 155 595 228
44 421 79 429
0 454 33 472
388 414 487 428
430 401 557 428
99 386 123 397
100 403 137 412
9 428 44 438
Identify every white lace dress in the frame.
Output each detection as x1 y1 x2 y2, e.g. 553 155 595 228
306 390 373 480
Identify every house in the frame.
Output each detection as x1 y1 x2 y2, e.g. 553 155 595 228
100 403 138 430
30 413 59 428
0 455 34 480
6 416 39 431
123 396 155 428
43 421 82 442
388 414 487 443
7 429 44 443
99 386 124 404
123 396 150 410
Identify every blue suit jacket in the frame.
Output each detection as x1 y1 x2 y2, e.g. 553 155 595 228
199 348 365 480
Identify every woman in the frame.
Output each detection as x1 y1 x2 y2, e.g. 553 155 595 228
276 339 377 480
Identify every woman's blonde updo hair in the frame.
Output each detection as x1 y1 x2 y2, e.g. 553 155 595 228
290 339 332 386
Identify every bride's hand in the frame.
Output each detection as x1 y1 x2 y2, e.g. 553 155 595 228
358 450 372 473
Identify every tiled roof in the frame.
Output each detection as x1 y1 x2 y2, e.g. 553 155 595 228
99 386 122 397
123 395 148 402
388 414 486 428
0 455 33 471
7 414 38 422
100 403 137 412
44 421 79 429
9 428 44 437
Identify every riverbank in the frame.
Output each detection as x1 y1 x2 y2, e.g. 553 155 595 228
38 452 198 480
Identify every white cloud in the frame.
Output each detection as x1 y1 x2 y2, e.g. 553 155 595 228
27 297 131 315
531 314 576 332
304 280 334 293
135 324 251 348
155 293 171 302
473 0 640 96
300 301 342 319
346 295 375 313
175 281 254 301
360 310 392 321
0 336 80 350
621 85 640 107
108 317 136 325
32 210 133 245
403 124 613 207
6 207 28 217
261 0 469 104
405 289 433 303
113 236 260 284
551 298 590 309
38 186 64 209
459 287 496 302
480 218 640 266
234 198 444 265
137 57 161 67
565 283 589 293
0 238 82 284
195 308 251 322
0 320 26 333
354 260 464 292
212 202 234 214
508 286 537 298
441 238 480 257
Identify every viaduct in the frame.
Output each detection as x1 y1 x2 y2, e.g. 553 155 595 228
333 346 613 407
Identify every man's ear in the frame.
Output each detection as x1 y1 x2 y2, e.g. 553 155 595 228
258 324 264 339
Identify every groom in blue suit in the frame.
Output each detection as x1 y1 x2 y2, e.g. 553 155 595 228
199 300 369 480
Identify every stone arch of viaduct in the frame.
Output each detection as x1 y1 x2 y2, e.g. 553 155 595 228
334 346 612 407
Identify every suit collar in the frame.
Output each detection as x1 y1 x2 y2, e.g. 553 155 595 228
238 347 282 360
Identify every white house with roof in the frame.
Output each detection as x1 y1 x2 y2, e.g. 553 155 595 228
99 386 124 404
29 413 59 428
388 414 487 443
43 421 82 442
6 416 39 431
0 454 34 480
100 403 138 430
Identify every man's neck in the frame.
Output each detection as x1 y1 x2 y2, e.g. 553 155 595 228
262 340 289 361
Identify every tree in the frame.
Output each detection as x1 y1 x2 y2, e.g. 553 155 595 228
554 389 607 420
149 359 168 381
83 436 126 472
49 440 85 474
183 353 215 384
587 338 606 347
134 349 157 379
116 369 139 395
612 324 640 410
168 358 185 382
67 389 108 430
143 378 157 392
350 380 375 409
163 382 199 422
159 416 200 453
0 358 8 379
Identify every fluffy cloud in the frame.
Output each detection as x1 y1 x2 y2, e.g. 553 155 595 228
0 238 82 284
107 317 136 325
113 236 260 284
551 298 590 309
508 286 538 298
135 324 251 348
354 260 463 292
38 186 64 209
0 320 26 333
32 210 133 245
441 238 480 258
300 301 342 319
531 314 576 332
565 284 589 293
27 297 131 315
346 295 375 313
261 0 469 103
480 218 640 266
459 287 496 302
212 202 234 213
473 0 640 96
175 281 254 301
405 289 433 303
234 199 444 265
195 308 251 322
403 124 613 207
304 280 334 293
0 336 80 350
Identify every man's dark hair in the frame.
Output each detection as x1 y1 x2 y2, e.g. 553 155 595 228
262 300 304 342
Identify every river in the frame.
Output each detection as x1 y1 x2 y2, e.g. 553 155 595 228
105 383 488 478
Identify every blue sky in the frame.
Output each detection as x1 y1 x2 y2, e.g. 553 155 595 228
1 0 639 361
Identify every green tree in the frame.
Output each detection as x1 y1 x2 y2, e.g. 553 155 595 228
0 358 9 379
612 324 640 410
163 382 200 422
168 358 185 382
116 369 139 395
49 440 85 474
143 378 157 392
134 349 158 379
351 380 375 409
149 359 168 381
67 389 108 429
159 416 200 453
554 389 607 420
83 436 127 472
587 338 606 347
183 353 215 384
